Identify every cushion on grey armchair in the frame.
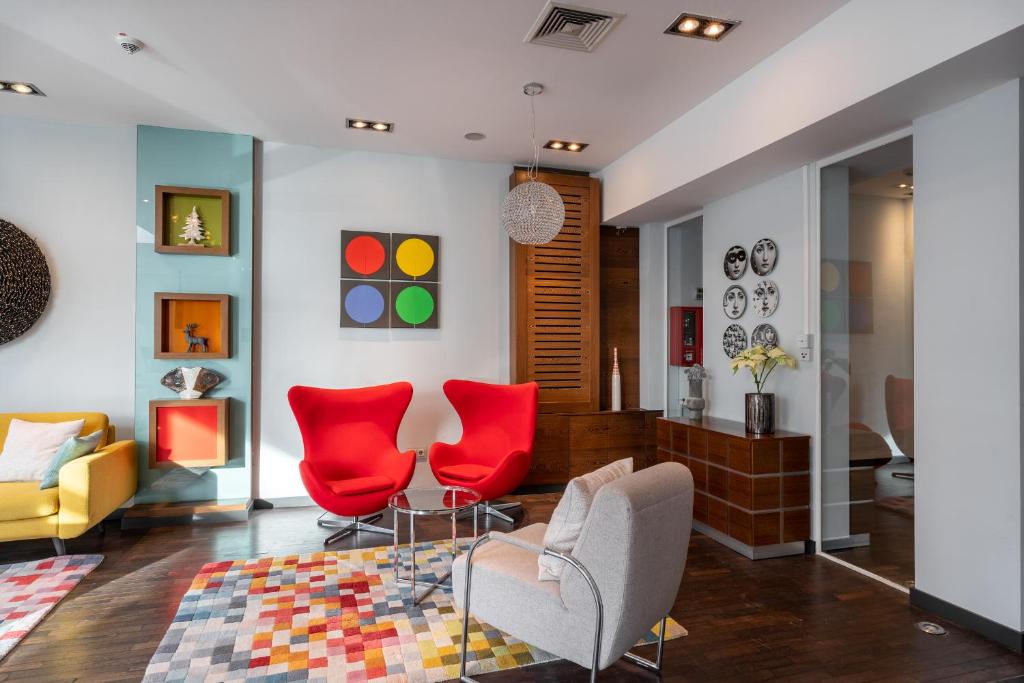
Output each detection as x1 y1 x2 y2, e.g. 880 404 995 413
537 457 633 581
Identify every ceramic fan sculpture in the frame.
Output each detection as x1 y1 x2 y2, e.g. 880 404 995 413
161 367 222 400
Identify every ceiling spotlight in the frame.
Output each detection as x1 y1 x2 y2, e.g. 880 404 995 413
464 132 486 141
346 118 393 133
664 12 739 41
0 81 45 96
898 183 909 188
544 140 588 152
703 22 725 37
678 17 700 32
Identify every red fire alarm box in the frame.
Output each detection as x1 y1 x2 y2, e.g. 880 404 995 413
670 306 703 367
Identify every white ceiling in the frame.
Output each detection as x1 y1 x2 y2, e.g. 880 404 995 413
0 0 847 171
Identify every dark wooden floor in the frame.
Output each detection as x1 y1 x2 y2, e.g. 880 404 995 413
829 461 916 588
0 494 1022 682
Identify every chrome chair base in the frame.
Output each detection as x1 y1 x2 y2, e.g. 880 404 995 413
317 512 393 546
457 501 520 524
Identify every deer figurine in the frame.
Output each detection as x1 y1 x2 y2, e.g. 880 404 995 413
183 323 208 353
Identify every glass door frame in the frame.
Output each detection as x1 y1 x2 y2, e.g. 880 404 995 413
808 126 914 594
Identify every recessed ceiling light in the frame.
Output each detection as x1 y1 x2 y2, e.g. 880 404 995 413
346 118 393 133
897 183 909 188
0 81 45 96
544 139 588 152
678 17 700 33
464 132 486 141
664 12 739 41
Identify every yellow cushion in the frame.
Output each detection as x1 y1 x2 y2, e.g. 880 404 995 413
0 413 112 450
0 482 59 522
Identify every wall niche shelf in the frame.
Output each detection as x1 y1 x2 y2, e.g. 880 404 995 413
154 292 230 359
148 398 229 469
154 185 231 256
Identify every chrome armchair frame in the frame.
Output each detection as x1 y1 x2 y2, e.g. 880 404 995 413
316 511 393 545
458 532 667 682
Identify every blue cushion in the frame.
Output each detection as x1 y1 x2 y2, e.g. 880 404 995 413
38 430 103 489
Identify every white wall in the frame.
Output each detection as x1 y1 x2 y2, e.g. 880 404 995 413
258 143 510 499
0 117 136 437
914 79 1023 631
847 195 914 445
701 168 816 436
638 222 666 410
600 0 1024 224
666 218 703 415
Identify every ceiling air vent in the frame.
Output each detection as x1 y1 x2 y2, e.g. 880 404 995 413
525 2 624 52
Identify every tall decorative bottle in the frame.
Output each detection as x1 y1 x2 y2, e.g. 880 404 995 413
611 347 622 411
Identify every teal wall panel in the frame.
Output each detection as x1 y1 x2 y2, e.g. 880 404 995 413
134 125 253 503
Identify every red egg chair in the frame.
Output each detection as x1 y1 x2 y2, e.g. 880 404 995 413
428 380 538 523
288 383 416 545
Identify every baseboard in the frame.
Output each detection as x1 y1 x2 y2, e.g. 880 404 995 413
254 495 316 509
121 498 253 529
910 588 1024 653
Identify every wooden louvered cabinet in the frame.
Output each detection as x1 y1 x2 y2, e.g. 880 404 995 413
509 169 601 413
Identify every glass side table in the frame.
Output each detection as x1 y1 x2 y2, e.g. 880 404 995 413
388 486 481 605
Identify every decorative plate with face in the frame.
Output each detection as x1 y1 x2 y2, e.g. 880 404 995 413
751 323 779 350
723 324 747 358
722 285 746 320
752 279 779 317
751 238 777 276
723 245 747 280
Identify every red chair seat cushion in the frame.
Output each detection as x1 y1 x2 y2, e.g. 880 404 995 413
326 475 394 497
437 464 494 483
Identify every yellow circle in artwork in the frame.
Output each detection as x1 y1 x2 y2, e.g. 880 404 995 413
821 261 840 293
395 238 435 278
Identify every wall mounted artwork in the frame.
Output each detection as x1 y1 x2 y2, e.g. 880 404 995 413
751 279 779 317
723 323 747 358
751 323 779 350
154 186 231 256
723 285 746 320
750 238 777 276
723 244 747 280
148 398 229 468
0 218 51 345
154 292 230 359
340 230 439 328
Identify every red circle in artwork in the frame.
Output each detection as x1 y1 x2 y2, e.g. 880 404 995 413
345 235 386 276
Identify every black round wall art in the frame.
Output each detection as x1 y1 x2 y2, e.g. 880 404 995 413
0 219 51 345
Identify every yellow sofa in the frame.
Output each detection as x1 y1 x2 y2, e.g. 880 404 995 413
0 412 137 554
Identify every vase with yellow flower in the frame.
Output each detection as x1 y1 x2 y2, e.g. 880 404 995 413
730 345 797 434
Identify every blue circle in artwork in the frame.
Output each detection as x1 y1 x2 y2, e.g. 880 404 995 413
344 284 385 324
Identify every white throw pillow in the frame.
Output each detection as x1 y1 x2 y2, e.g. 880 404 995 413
0 418 86 482
538 457 633 581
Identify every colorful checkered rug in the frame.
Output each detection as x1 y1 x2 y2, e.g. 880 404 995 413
143 540 686 682
0 554 102 661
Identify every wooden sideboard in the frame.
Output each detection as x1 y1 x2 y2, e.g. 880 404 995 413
524 409 660 486
657 416 811 559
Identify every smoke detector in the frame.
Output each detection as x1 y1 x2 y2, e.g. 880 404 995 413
525 2 624 52
115 33 144 55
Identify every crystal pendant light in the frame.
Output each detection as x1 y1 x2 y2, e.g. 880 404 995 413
501 83 565 245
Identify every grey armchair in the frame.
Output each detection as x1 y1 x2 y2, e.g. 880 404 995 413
452 462 694 681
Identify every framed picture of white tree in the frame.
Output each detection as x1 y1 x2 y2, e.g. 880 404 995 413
154 185 231 256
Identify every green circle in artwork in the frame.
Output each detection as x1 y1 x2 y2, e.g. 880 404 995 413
822 299 843 332
395 286 434 325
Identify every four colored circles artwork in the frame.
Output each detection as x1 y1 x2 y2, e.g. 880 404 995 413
340 230 440 328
